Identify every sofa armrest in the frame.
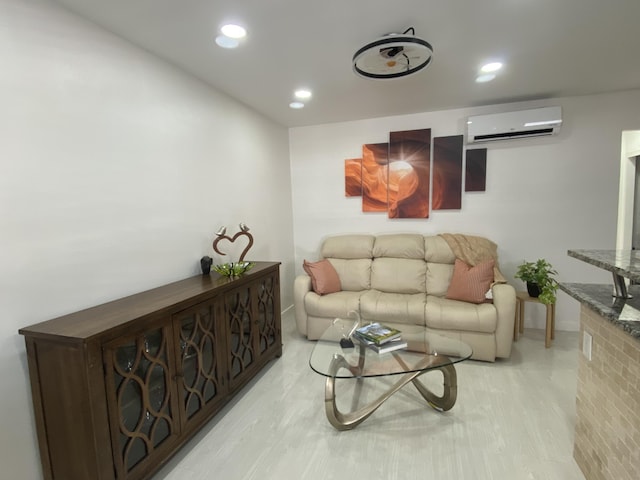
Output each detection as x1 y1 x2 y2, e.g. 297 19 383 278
492 283 516 358
294 275 312 337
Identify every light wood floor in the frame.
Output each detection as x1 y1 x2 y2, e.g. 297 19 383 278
155 310 586 480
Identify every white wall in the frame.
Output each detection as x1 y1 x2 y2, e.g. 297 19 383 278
616 130 640 250
290 90 640 333
0 1 293 477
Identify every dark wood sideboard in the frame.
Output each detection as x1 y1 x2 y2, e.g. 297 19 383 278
19 261 282 480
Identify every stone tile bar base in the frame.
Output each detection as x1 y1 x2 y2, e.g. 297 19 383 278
576 305 640 479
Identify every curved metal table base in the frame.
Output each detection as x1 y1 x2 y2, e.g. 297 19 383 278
324 354 458 431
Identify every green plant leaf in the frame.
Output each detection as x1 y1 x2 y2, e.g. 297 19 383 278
515 258 558 304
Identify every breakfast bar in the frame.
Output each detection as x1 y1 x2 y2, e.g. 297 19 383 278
560 250 640 480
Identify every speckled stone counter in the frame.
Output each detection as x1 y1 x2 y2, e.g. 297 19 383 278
563 250 640 480
568 249 640 282
559 283 640 339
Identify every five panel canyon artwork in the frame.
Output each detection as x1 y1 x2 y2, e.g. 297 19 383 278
344 128 487 218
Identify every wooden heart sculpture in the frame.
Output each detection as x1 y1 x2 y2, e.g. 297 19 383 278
212 229 254 262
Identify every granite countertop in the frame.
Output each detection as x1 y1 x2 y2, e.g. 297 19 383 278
568 249 640 282
560 282 640 339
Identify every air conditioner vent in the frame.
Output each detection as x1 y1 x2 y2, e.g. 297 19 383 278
467 107 562 143
473 128 555 141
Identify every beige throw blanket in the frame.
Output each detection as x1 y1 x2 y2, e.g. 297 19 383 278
439 233 506 283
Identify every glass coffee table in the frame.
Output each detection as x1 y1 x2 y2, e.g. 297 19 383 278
309 319 473 430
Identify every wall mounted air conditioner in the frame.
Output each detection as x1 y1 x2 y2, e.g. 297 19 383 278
466 106 562 143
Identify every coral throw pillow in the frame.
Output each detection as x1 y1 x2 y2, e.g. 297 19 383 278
303 259 342 295
446 259 495 304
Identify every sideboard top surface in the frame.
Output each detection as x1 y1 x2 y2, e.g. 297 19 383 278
19 261 280 343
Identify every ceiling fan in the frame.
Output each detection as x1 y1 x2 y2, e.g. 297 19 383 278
352 27 433 80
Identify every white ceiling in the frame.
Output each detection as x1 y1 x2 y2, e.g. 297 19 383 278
54 0 640 128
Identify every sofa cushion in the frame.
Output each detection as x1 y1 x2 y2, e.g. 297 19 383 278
304 290 363 318
322 234 374 259
446 259 494 304
426 262 454 296
370 257 426 293
328 258 371 291
373 234 425 259
424 235 456 263
425 295 497 333
303 259 342 295
360 290 426 326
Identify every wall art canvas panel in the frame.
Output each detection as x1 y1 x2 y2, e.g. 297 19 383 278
387 129 431 218
465 148 487 192
432 135 463 210
344 158 362 196
361 143 389 212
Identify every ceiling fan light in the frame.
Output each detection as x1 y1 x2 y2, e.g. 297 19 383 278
353 28 433 80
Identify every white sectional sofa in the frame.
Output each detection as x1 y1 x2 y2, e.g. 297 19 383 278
294 233 516 362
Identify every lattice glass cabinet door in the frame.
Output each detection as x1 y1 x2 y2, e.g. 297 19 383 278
103 323 180 479
173 299 227 425
225 285 256 389
256 273 278 354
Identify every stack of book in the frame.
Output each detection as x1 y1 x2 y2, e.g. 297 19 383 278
353 322 407 354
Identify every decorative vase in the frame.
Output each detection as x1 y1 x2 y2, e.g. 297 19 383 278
527 282 541 298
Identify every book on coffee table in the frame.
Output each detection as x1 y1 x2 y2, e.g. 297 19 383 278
354 322 402 345
355 335 408 354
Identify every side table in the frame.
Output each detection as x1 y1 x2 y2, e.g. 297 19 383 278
513 291 556 348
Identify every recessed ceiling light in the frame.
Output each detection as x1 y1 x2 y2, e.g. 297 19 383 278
215 35 239 49
480 62 503 73
221 24 246 39
289 102 305 109
294 89 312 100
475 74 496 83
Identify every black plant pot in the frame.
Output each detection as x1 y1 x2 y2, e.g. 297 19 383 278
527 282 541 298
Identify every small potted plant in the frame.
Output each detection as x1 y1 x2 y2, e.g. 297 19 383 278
514 258 559 305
